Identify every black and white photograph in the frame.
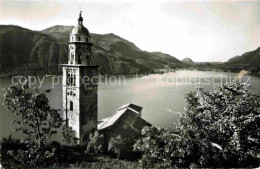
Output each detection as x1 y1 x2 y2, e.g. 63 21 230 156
0 0 260 168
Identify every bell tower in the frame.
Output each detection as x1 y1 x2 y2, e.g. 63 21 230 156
61 11 99 142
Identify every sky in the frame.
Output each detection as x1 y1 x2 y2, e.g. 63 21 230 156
0 0 259 62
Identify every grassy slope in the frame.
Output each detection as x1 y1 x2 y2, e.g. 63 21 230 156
65 156 139 169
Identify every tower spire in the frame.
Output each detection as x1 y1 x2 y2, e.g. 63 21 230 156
78 11 83 25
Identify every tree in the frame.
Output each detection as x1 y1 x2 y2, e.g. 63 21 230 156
176 82 260 167
135 82 260 168
3 84 63 168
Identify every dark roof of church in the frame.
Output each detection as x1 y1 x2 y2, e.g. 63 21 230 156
98 103 147 131
132 117 151 131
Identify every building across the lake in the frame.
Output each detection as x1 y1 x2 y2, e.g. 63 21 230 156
61 11 150 142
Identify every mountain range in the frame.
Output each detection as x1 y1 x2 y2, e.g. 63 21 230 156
0 25 185 77
181 47 260 70
0 25 259 77
226 47 260 67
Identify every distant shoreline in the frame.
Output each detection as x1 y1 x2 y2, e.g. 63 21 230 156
1 67 260 79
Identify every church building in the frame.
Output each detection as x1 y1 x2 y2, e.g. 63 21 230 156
98 103 151 139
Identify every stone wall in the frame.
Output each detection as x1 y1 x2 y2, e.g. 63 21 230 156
62 66 80 138
62 65 98 142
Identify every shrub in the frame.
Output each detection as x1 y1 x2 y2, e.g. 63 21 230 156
0 138 94 168
133 126 180 168
108 135 136 159
108 135 124 159
62 124 78 145
0 136 26 169
0 136 57 169
86 131 105 154
51 142 94 167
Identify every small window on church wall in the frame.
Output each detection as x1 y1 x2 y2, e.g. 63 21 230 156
70 101 73 111
78 36 81 41
71 36 74 42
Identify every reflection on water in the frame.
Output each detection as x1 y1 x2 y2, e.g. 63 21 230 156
1 71 260 139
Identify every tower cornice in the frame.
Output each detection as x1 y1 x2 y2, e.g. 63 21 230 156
61 64 99 67
68 42 93 46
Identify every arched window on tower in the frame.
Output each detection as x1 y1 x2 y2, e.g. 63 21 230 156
78 55 82 64
71 52 74 64
70 101 73 111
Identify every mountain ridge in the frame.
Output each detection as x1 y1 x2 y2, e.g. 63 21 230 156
181 58 194 65
0 25 185 77
226 47 260 67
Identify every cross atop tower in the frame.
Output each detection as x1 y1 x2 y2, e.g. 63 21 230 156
78 11 83 25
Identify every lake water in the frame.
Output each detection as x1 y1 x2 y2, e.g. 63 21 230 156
1 70 260 139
